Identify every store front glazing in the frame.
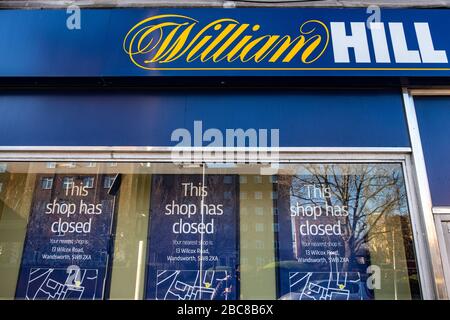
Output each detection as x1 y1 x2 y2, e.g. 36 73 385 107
1 7 450 300
0 161 421 299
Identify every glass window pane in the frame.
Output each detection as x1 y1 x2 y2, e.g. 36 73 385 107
276 163 420 300
0 161 421 300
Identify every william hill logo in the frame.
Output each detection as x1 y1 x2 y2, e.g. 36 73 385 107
123 14 448 70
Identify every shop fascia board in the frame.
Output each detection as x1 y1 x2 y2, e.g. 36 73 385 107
1 0 450 9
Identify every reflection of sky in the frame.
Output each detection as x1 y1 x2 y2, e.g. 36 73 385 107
287 163 409 243
288 164 406 211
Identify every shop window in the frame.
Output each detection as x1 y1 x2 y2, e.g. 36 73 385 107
254 176 262 184
0 161 421 300
223 176 233 184
255 240 265 249
256 257 265 267
83 176 95 189
40 177 53 190
61 163 76 169
272 223 279 232
256 223 265 232
46 162 56 169
62 177 74 189
255 207 264 216
103 176 115 189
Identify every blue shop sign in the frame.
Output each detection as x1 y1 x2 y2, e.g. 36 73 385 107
0 8 449 77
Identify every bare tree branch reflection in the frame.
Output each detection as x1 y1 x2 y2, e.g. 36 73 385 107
279 164 408 271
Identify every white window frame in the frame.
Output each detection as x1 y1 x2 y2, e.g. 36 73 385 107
41 177 53 190
62 176 74 190
434 211 450 294
103 176 115 189
83 176 95 188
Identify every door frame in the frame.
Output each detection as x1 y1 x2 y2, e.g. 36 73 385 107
404 88 450 299
434 212 450 294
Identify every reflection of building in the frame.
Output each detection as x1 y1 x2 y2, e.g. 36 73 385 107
33 173 115 206
367 214 420 299
239 174 278 299
23 172 117 268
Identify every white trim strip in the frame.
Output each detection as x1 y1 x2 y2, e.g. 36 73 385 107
433 207 450 214
0 146 412 153
0 147 411 162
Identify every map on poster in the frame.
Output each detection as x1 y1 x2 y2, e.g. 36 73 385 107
24 268 98 300
156 269 233 300
146 174 239 300
15 174 116 300
288 256 363 300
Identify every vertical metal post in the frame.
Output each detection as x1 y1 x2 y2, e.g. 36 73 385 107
402 88 448 299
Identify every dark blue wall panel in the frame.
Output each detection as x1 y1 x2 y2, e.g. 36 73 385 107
0 89 409 148
416 97 450 206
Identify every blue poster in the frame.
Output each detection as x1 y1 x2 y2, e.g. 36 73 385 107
276 169 376 300
145 174 239 300
15 174 116 300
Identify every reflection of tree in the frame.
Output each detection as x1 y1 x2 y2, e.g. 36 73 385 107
278 164 409 271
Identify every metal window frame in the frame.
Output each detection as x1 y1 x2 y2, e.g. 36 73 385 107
41 177 54 190
0 146 411 162
404 87 450 299
434 211 450 294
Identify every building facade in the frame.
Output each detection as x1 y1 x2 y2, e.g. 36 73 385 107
0 1 450 300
